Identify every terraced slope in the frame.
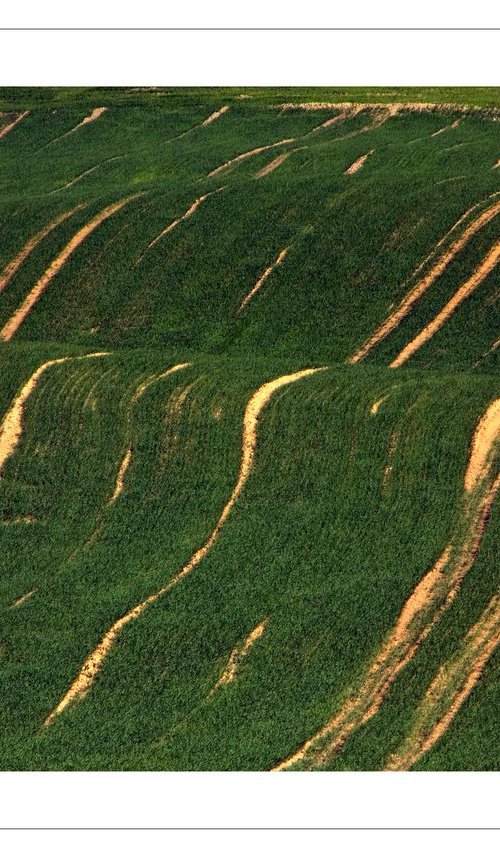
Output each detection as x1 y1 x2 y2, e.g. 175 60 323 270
1 88 500 770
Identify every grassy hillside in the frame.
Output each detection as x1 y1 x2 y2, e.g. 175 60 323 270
1 89 500 770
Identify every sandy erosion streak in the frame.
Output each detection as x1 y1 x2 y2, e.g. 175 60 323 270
0 353 109 476
208 139 295 178
0 111 29 140
202 106 230 126
140 189 224 259
273 396 500 770
238 247 290 311
47 108 107 145
0 195 138 342
344 150 374 175
210 620 267 695
43 367 325 726
349 197 500 364
386 592 500 770
390 236 500 367
0 206 85 296
107 363 191 505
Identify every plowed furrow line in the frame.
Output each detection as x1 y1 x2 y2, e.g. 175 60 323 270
43 367 325 726
390 237 500 367
0 206 85 296
0 353 109 476
386 594 500 770
238 247 290 311
349 198 500 364
0 195 139 342
273 396 500 770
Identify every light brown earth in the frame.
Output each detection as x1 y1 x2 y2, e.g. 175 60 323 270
238 247 290 311
210 620 267 694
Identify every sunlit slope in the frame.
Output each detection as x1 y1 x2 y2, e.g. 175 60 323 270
0 98 499 367
1 343 500 769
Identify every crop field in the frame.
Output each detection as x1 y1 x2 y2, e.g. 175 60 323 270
1 87 500 770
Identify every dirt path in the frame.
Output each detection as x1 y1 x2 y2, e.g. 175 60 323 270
43 367 325 726
273 396 500 770
0 206 85 296
0 195 139 342
390 236 500 367
349 197 500 364
0 353 109 477
238 247 290 311
344 150 374 175
210 620 267 695
386 593 500 770
0 111 29 141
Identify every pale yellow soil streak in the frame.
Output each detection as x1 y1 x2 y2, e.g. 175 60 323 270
11 590 36 608
51 156 125 193
494 159 500 170
349 198 500 365
431 119 461 137
0 353 109 476
208 140 295 178
370 394 390 415
47 108 107 145
43 367 325 726
201 106 230 126
0 111 29 140
109 449 132 504
0 196 138 342
344 150 374 175
137 189 224 263
255 150 297 179
465 399 500 493
390 236 500 367
386 593 500 771
238 247 290 312
0 206 85 296
210 620 267 694
273 398 500 771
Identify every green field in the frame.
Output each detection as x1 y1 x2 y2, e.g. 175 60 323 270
1 88 500 770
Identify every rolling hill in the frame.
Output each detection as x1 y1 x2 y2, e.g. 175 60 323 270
1 87 500 770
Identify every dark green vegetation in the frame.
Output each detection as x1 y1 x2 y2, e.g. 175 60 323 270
1 88 500 770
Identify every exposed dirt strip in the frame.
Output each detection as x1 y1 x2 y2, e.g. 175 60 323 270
0 111 29 140
46 107 107 146
43 367 325 726
370 394 390 415
390 236 500 367
386 593 500 770
349 197 500 364
255 150 300 179
136 188 224 263
109 449 132 504
201 106 230 126
344 150 374 175
273 396 500 770
238 247 290 312
210 620 267 695
11 590 37 608
208 139 295 178
431 119 461 137
0 195 139 342
277 102 495 117
51 157 125 194
0 206 85 296
0 353 109 477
